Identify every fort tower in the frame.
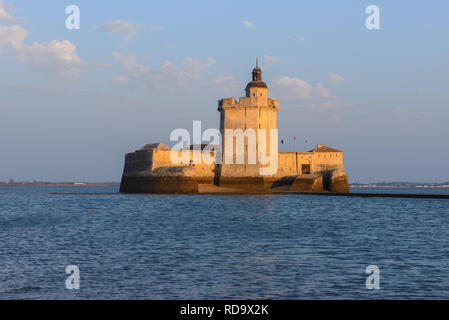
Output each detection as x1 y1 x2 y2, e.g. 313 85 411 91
218 60 279 177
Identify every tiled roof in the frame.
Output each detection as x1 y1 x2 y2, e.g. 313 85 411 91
138 143 170 151
308 145 342 153
245 80 267 89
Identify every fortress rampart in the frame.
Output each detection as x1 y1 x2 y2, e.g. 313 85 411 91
120 144 348 193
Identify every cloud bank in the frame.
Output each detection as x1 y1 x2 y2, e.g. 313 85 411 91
271 76 336 108
0 2 83 77
263 54 280 68
242 20 254 29
0 0 16 23
0 26 82 77
112 52 215 90
95 19 146 41
329 73 344 86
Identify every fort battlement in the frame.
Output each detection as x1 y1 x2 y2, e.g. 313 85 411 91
218 97 279 110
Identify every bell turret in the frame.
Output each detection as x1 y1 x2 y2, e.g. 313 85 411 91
245 58 267 97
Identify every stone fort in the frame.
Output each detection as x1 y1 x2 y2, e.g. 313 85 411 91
120 62 349 193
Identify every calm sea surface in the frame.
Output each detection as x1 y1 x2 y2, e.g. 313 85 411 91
1 186 449 299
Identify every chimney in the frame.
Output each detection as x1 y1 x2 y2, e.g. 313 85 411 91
317 144 324 148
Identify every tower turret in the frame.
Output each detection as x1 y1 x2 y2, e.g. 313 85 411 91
252 58 262 81
245 58 268 97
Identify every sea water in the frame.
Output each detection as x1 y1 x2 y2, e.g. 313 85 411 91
1 186 449 299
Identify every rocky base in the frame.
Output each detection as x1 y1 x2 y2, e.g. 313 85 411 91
120 169 349 194
119 176 214 193
290 174 324 192
323 169 350 193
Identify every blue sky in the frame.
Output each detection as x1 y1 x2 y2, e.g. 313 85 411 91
0 0 448 183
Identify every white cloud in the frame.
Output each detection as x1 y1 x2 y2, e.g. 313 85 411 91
112 53 215 90
0 0 16 23
263 54 280 68
181 57 215 79
19 40 81 77
271 76 336 108
213 74 241 95
213 74 236 85
112 51 150 76
288 35 305 41
0 24 26 49
329 73 344 86
0 3 83 77
95 19 145 41
0 25 82 77
151 57 215 87
242 20 254 29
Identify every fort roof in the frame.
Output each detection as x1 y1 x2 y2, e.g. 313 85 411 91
308 144 342 153
138 143 170 151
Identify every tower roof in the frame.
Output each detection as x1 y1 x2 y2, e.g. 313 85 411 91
246 58 267 90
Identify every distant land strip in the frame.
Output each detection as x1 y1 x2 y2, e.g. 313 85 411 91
2 182 448 188
350 183 449 188
287 192 449 199
50 192 449 199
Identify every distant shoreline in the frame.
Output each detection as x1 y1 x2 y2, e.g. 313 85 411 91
350 184 449 189
2 182 448 189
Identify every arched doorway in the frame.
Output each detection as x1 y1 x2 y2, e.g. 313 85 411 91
301 159 311 174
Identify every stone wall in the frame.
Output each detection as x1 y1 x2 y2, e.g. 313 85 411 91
277 151 344 177
122 147 344 179
120 144 348 193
